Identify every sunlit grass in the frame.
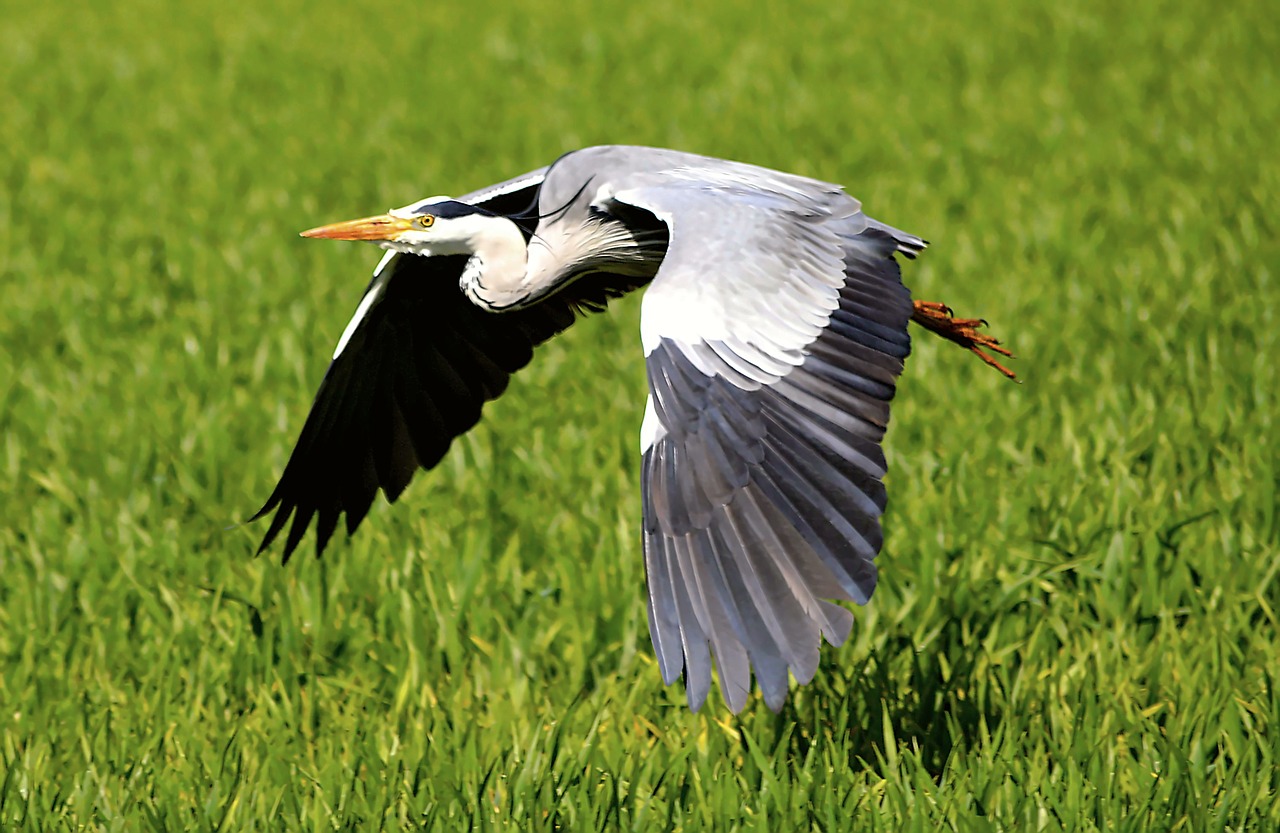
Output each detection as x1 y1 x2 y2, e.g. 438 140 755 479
1 0 1277 828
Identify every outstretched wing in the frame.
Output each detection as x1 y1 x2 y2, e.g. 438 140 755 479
605 171 919 712
252 168 645 561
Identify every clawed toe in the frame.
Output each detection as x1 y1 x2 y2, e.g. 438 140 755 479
911 300 1018 381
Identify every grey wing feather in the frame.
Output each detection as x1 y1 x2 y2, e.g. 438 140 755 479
609 170 914 712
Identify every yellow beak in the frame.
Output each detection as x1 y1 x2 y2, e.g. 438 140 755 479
300 214 415 241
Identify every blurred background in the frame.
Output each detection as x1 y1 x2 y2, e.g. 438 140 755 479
1 0 1277 827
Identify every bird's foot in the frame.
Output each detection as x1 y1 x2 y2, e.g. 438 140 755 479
911 300 1018 381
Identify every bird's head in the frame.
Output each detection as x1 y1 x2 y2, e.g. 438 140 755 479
301 198 519 257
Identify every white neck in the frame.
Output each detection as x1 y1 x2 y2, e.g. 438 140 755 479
456 217 530 311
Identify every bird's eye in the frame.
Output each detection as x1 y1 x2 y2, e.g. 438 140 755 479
416 214 435 228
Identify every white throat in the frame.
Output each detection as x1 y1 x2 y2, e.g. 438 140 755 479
451 216 530 311
385 210 531 311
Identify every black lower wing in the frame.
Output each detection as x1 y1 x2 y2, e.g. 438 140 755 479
252 252 649 562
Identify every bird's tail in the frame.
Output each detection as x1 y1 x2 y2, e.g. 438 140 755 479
865 218 928 259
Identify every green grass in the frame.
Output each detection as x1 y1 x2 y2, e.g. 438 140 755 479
2 0 1278 828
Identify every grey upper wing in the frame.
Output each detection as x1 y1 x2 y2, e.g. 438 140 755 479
605 174 916 712
252 167 645 561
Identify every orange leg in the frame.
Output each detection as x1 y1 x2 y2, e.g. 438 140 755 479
911 300 1018 381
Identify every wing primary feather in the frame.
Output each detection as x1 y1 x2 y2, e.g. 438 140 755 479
256 503 294 557
644 532 685 684
250 362 355 532
682 532 752 711
716 500 815 674
712 528 791 711
441 327 517 401
672 534 748 710
760 414 886 539
818 601 855 647
281 504 315 563
668 548 713 711
313 498 341 559
392 339 453 469
642 457 685 684
333 341 386 537
370 351 418 500
754 447 879 603
382 401 421 501
425 337 494 409
733 487 851 643
340 453 380 536
412 339 484 438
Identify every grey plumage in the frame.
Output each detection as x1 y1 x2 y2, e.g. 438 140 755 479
252 144 1001 714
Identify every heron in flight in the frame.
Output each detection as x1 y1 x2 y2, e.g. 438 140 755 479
252 145 1014 713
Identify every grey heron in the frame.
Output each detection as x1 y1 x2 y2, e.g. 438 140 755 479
252 145 1014 713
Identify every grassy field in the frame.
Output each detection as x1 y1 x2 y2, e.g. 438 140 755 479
2 0 1278 828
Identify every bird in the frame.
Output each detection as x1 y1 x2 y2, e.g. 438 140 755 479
251 145 1015 713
